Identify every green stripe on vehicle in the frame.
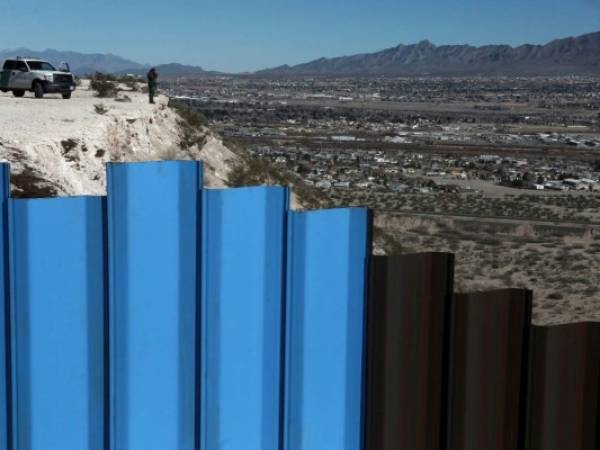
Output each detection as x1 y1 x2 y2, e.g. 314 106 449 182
0 71 10 89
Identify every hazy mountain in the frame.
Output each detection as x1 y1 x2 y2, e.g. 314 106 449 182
0 48 146 74
0 48 209 76
257 31 600 76
119 63 212 77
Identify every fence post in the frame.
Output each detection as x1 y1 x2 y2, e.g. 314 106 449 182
448 289 532 450
0 164 9 450
284 208 372 450
365 253 454 450
9 197 106 450
107 161 202 450
200 187 288 450
527 322 600 450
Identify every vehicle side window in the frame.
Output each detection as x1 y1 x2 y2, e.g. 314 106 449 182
15 61 28 72
27 61 56 71
3 60 15 70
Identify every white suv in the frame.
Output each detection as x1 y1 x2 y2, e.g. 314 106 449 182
0 57 76 99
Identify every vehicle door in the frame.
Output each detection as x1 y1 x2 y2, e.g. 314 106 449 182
0 60 14 89
12 61 31 89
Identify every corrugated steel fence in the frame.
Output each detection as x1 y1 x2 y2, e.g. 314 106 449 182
0 161 598 450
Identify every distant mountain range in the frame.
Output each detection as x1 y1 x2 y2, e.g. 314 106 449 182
258 31 600 76
4 31 600 77
0 48 211 76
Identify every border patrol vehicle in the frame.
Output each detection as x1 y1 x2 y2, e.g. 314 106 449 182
0 57 76 99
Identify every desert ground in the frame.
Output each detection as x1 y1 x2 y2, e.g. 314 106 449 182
0 82 237 196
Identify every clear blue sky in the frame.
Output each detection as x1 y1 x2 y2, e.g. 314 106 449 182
1 0 599 72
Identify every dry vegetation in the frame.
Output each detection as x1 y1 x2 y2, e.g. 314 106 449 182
327 191 600 224
89 73 144 99
374 211 600 325
329 190 600 324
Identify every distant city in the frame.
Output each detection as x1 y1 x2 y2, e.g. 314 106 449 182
169 74 600 324
170 76 600 197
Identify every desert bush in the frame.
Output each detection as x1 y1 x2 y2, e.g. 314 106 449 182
227 157 292 187
173 104 209 129
125 81 139 91
91 72 117 82
94 103 108 115
474 236 501 246
582 286 599 296
170 104 212 150
114 94 132 103
91 77 118 98
227 154 327 209
115 74 141 84
373 226 404 255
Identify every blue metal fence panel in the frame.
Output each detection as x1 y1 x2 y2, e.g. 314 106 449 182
0 162 376 450
284 208 371 450
107 161 202 450
9 197 106 450
201 187 288 450
0 164 9 450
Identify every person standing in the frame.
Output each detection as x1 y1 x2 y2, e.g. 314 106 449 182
147 68 158 104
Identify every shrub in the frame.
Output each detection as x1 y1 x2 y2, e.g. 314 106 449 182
91 72 117 82
94 103 108 115
170 104 212 150
114 94 132 103
125 80 139 91
227 157 292 187
226 154 326 209
90 73 118 98
373 226 404 255
172 104 209 129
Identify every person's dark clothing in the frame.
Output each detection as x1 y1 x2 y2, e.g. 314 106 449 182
147 68 158 104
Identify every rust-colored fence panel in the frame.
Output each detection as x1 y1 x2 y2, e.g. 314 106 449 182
448 289 532 450
527 322 600 450
366 253 454 450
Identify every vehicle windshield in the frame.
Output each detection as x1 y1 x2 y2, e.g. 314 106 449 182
26 61 57 71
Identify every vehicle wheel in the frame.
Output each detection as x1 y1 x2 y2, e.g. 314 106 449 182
33 82 44 99
12 90 25 98
62 92 72 100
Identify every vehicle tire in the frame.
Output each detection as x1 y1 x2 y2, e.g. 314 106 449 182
62 92 72 100
33 82 44 99
12 90 25 97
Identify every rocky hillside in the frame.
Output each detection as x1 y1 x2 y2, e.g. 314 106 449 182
259 31 600 76
0 82 239 198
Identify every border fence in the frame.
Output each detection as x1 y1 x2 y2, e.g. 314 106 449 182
0 161 598 450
